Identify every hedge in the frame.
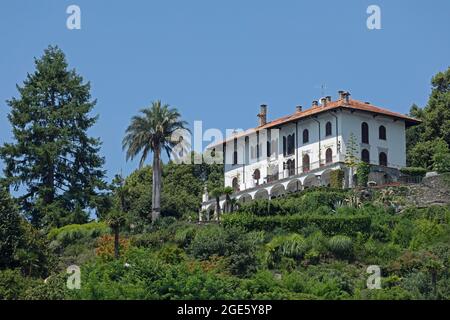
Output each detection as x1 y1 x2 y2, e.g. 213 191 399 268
400 167 427 177
47 221 109 245
222 213 371 236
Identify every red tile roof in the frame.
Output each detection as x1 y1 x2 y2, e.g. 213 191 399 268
208 98 421 148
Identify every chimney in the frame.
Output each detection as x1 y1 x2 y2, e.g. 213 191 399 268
258 104 267 126
326 96 332 102
338 90 345 100
320 97 327 107
296 105 303 112
312 100 319 107
342 91 351 103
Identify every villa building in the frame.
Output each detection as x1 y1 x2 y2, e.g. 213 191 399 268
200 91 420 215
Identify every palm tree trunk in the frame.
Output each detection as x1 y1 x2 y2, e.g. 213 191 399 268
215 197 220 221
152 147 162 222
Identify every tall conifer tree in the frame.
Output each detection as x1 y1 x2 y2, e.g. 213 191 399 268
0 46 106 227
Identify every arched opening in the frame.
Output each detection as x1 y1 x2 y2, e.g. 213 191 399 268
270 184 286 199
321 170 332 187
205 205 215 221
361 122 369 144
361 149 370 163
303 174 320 188
252 169 261 185
239 194 252 203
232 177 239 192
325 148 333 164
302 154 310 173
303 129 309 144
379 152 387 166
284 159 295 177
286 179 301 193
325 121 332 136
379 125 386 140
254 189 269 200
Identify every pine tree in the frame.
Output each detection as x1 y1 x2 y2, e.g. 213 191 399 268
0 46 106 227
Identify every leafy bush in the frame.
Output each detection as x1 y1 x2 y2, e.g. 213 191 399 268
409 219 446 250
47 222 109 246
190 225 258 276
330 169 345 189
174 225 197 248
0 269 30 299
190 225 227 259
236 189 348 216
356 162 370 187
265 234 308 268
328 235 353 259
95 235 131 260
223 213 371 236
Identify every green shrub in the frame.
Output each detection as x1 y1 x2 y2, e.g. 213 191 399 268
400 167 427 177
356 162 370 187
391 219 415 247
330 169 345 189
409 219 446 250
328 235 353 259
190 225 227 259
236 189 347 216
174 225 197 248
47 221 109 246
190 225 259 276
0 269 31 300
223 213 371 236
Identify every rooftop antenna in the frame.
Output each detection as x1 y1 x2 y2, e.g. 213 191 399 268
321 83 327 97
314 83 327 98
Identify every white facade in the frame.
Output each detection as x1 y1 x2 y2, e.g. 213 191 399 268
221 109 406 192
201 95 417 215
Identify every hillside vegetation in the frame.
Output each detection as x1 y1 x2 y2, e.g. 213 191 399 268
2 177 450 300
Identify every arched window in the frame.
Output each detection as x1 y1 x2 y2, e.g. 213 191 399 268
361 122 369 144
379 152 387 166
252 169 261 185
325 122 332 136
303 129 309 144
287 134 295 155
302 154 310 173
232 177 239 192
286 159 295 176
361 149 370 163
379 125 386 140
325 148 333 164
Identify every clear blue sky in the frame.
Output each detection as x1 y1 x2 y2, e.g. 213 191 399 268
1 0 449 180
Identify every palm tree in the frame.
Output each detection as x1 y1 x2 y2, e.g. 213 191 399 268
210 188 223 221
223 186 234 213
122 101 187 222
106 209 126 259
